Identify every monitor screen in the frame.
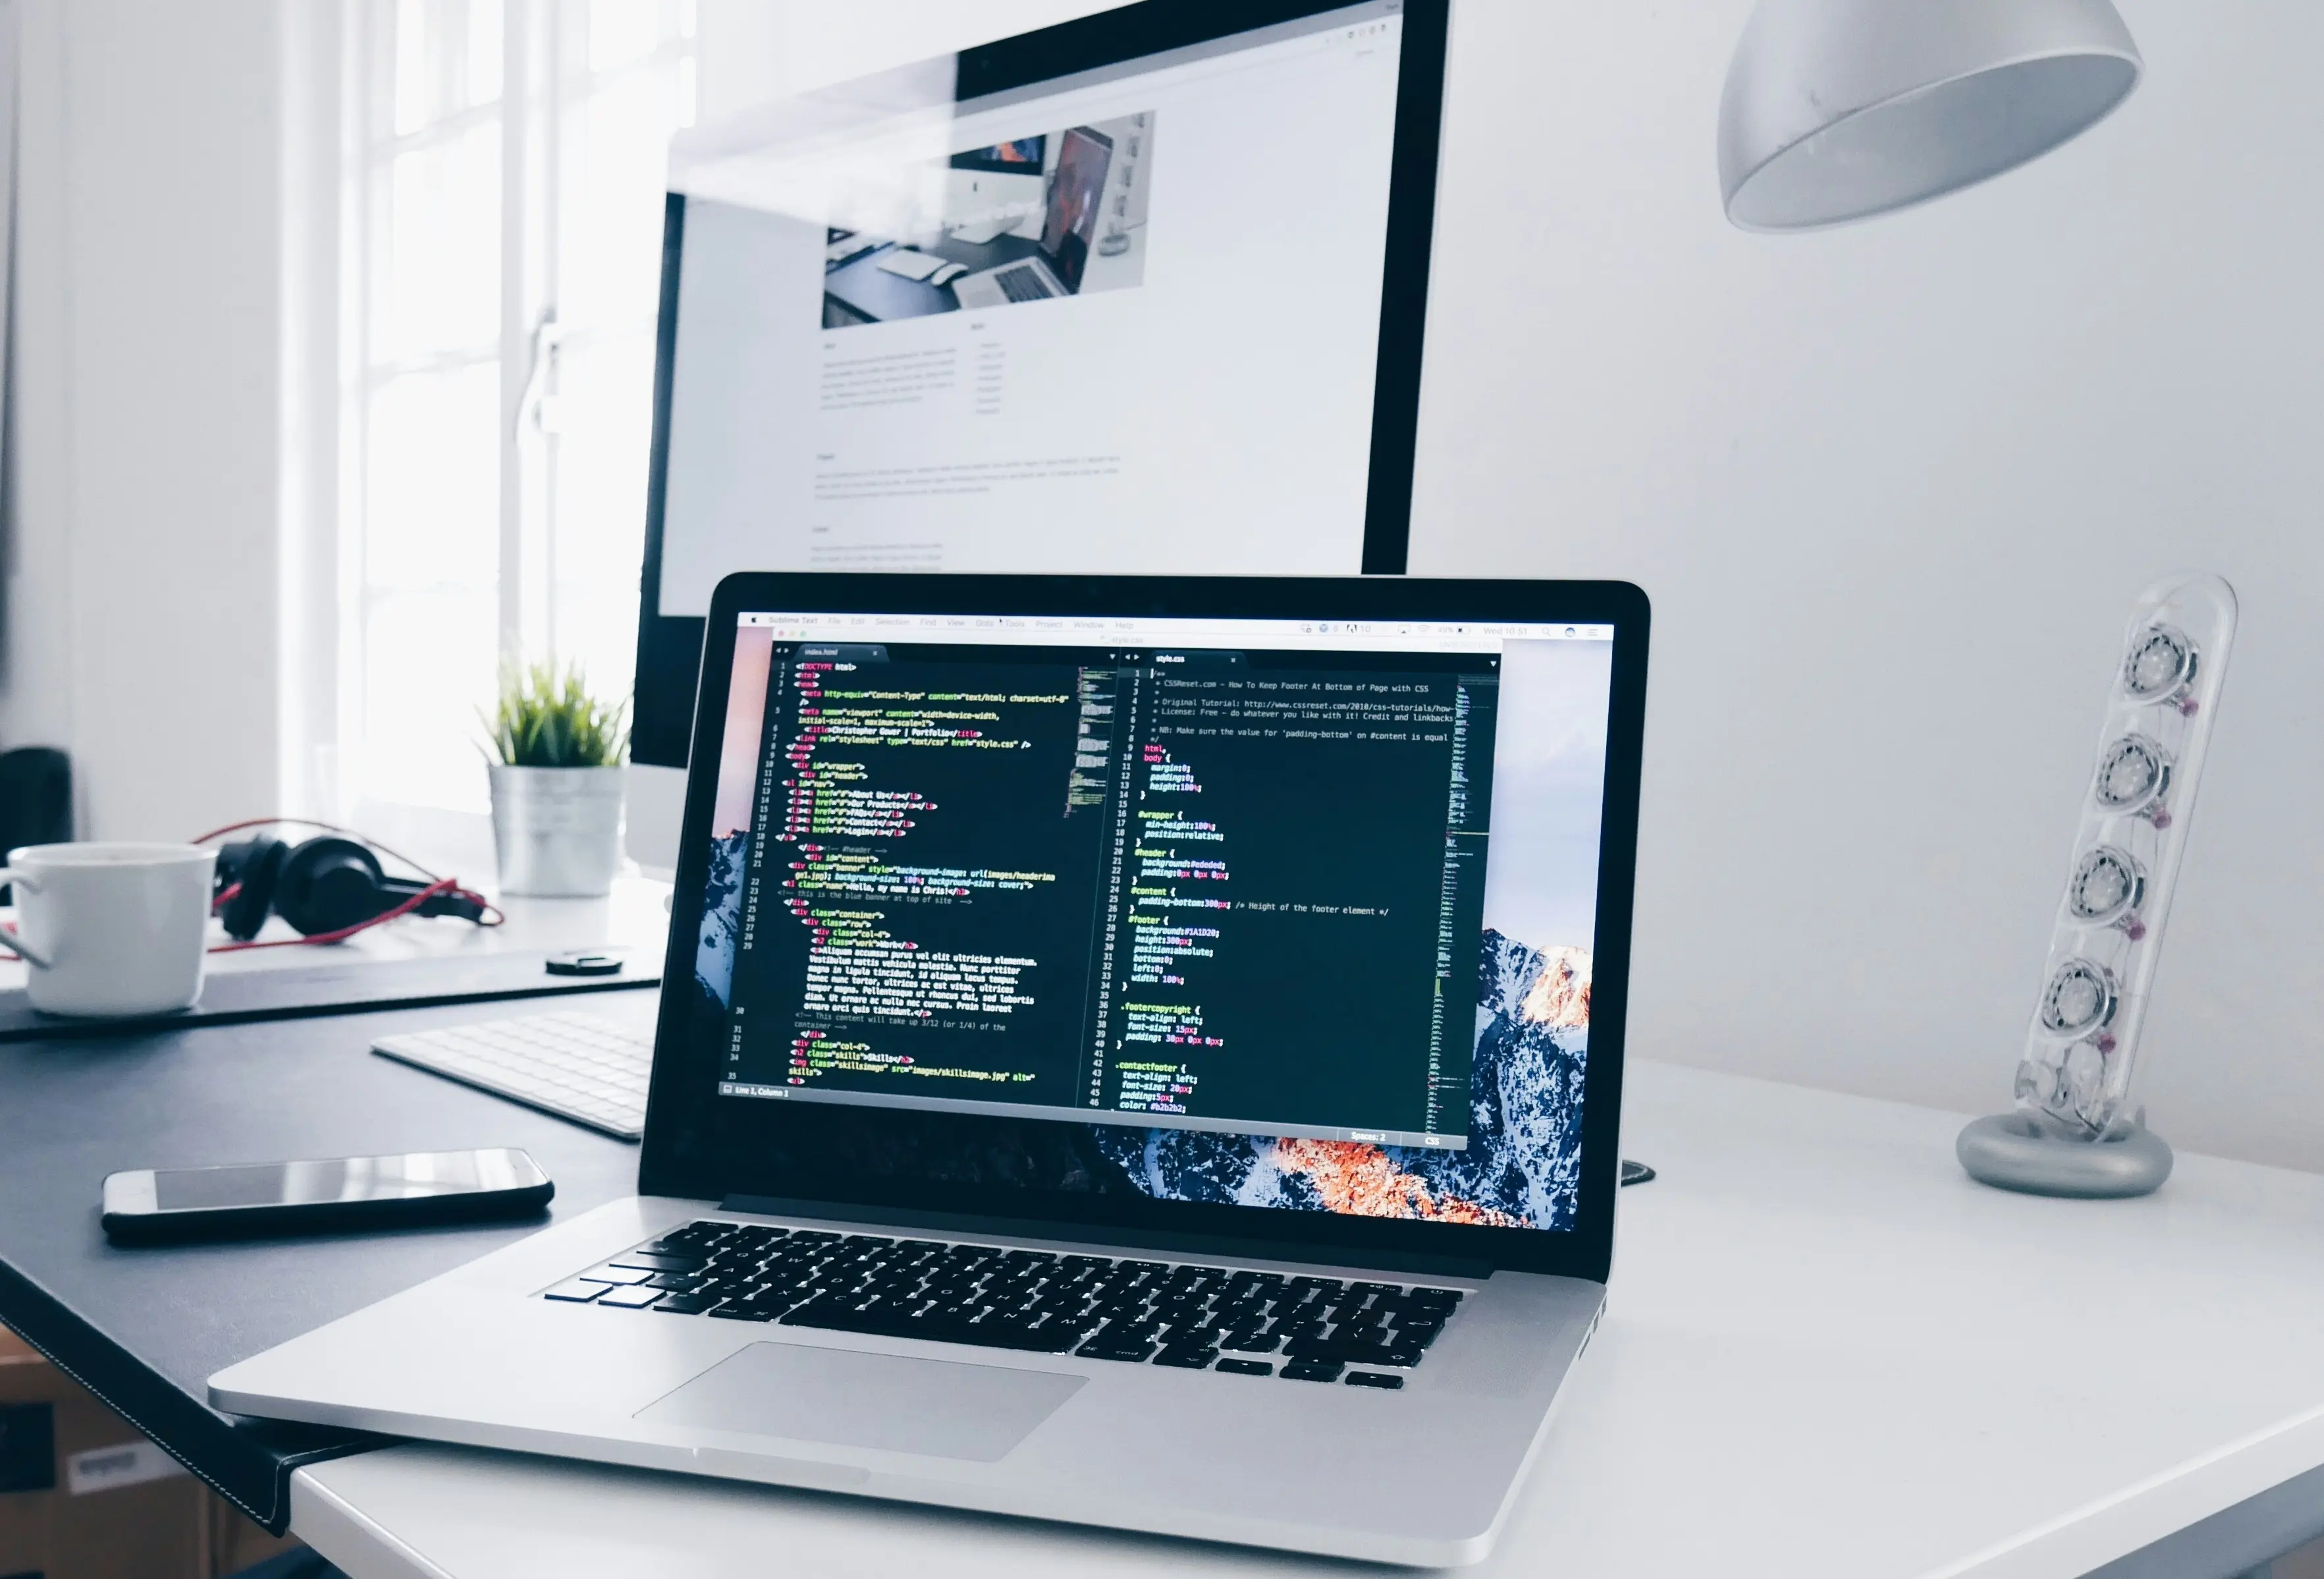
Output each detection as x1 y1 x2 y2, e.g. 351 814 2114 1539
688 609 1614 1234
632 0 1449 764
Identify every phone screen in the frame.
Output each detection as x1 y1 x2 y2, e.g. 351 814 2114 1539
152 1149 540 1210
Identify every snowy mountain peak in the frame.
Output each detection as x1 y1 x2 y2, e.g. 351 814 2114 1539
1519 944 1591 1030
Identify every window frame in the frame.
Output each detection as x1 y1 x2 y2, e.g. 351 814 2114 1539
329 0 695 847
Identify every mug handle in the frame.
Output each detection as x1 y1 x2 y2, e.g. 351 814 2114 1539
0 868 51 970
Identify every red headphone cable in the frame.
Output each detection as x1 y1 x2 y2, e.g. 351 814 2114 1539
193 817 504 949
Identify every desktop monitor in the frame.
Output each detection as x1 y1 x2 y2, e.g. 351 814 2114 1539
631 0 1451 767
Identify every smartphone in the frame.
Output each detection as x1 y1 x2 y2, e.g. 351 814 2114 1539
101 1148 554 1244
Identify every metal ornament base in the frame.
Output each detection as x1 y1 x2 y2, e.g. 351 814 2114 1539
1957 1111 2174 1199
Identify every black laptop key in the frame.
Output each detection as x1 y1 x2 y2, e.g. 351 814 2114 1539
1079 1342 1156 1364
661 1221 730 1245
707 1303 778 1322
1078 1327 1160 1362
1346 1371 1405 1390
608 1252 706 1273
1215 1358 1273 1376
1280 1358 1345 1382
1285 1334 1424 1368
654 1294 723 1316
1152 1347 1216 1370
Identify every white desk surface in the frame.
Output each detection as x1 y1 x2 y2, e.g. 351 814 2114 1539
0 873 676 988
286 1059 2324 1579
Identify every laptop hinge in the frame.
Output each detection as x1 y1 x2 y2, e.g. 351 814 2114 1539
718 1194 1496 1281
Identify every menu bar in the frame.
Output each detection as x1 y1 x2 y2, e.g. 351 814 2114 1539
738 611 1613 652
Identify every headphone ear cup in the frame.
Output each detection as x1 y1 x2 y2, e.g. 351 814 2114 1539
273 837 394 935
217 837 288 941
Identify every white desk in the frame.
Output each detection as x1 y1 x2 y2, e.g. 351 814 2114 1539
0 873 675 988
282 1062 2324 1579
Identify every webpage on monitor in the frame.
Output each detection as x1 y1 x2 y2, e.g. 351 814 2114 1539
657 3 1411 611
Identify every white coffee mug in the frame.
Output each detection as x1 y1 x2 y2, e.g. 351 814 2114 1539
1 843 218 1016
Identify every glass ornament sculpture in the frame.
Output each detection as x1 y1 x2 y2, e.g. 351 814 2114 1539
1959 573 2235 1197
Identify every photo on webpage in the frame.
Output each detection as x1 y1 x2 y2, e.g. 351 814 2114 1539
822 112 1154 331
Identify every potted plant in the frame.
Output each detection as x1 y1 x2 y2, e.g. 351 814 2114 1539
482 662 630 897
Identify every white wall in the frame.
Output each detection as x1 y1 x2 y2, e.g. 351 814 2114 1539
0 0 291 841
1408 0 2324 1167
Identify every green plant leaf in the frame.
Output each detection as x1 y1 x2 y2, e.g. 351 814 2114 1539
481 659 631 767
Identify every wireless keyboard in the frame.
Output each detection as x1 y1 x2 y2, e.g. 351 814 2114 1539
373 1008 655 1140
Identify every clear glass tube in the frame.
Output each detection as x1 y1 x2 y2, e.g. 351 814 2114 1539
2013 573 2236 1138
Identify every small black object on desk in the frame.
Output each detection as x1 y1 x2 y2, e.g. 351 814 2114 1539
545 949 624 977
0 979 651 1533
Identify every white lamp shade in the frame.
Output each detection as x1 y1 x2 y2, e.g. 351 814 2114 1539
1719 0 2142 231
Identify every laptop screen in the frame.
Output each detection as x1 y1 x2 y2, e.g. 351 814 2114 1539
691 609 1615 1235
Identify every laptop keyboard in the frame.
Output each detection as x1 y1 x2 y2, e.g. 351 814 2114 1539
543 1219 1464 1388
993 262 1056 303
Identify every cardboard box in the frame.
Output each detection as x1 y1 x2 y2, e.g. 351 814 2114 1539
206 1501 300 1579
0 1324 302 1579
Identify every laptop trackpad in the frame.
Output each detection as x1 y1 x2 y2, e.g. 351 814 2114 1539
636 1341 1085 1462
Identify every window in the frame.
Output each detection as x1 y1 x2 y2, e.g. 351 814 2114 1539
346 0 696 817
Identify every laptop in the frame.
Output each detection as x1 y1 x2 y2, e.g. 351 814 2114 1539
211 571 1650 1567
952 126 1114 308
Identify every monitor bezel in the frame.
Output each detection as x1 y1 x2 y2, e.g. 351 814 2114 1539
629 0 1453 768
641 571 1648 1285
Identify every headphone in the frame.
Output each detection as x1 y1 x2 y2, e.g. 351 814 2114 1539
203 820 495 946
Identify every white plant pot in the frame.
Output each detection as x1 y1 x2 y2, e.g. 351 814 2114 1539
489 764 626 897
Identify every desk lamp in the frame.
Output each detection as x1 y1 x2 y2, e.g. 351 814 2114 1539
1718 0 2142 231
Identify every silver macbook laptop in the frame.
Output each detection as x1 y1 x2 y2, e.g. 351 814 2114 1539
950 125 1113 308
212 570 1650 1566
